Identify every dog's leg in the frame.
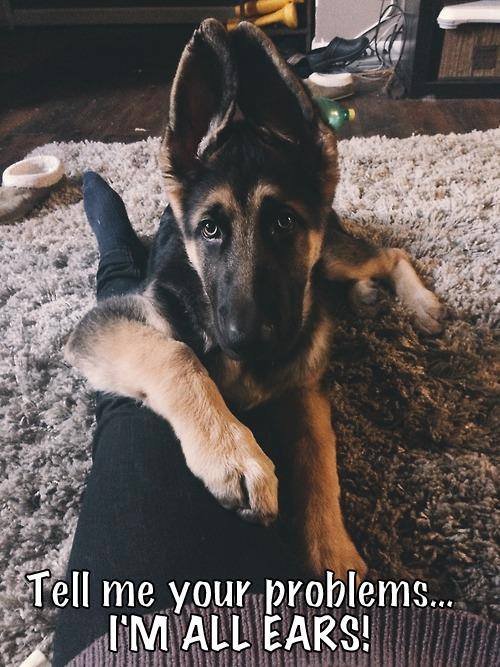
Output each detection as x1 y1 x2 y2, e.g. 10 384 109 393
65 294 278 525
275 387 367 580
323 223 444 334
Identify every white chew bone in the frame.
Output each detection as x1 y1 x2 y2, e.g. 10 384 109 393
2 156 64 189
18 648 51 667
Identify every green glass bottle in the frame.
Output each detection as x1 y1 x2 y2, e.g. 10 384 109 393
315 97 356 131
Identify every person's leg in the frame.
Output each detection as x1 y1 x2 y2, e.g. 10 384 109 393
83 171 148 300
53 174 299 666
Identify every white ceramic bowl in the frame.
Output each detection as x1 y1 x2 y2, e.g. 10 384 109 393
308 72 354 87
2 155 64 188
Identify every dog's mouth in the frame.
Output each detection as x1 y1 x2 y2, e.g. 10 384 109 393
216 324 302 364
220 341 279 363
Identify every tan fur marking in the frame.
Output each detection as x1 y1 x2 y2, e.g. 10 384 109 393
301 315 332 383
301 278 313 322
165 183 184 221
248 182 280 208
142 286 174 335
188 184 241 235
325 248 402 282
318 122 339 204
158 133 184 219
308 229 323 268
277 388 367 580
193 184 240 220
300 230 323 323
184 239 204 277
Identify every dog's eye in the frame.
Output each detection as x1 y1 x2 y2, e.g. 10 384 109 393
275 211 296 233
201 220 221 240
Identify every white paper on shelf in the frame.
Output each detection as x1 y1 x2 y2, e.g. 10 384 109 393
437 1 500 29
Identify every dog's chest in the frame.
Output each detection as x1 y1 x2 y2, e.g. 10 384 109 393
209 358 271 410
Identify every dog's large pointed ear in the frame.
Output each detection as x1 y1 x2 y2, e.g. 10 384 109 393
231 22 338 201
231 21 316 142
160 20 236 194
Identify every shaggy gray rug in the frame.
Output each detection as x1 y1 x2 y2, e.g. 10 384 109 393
1 129 499 665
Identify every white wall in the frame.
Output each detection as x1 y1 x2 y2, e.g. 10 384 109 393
315 0 383 43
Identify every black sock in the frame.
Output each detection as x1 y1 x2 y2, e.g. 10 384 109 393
82 171 147 267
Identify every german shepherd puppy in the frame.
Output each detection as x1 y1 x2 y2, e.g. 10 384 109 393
66 20 443 579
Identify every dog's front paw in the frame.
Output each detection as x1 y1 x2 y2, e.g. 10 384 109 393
350 279 380 316
408 286 446 335
310 538 368 584
189 422 278 526
393 259 446 335
306 520 367 583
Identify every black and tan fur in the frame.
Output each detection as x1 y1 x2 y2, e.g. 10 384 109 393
66 20 443 579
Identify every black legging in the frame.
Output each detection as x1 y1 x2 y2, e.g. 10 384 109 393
52 241 301 666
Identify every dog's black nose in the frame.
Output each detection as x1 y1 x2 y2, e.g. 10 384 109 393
222 308 276 359
225 317 256 355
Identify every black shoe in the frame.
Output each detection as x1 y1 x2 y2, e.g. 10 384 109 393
287 35 369 78
307 35 369 71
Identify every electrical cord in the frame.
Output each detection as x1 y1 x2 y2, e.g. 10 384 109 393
283 1 407 88
342 0 407 80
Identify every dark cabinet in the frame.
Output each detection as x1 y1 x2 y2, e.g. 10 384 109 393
398 0 500 97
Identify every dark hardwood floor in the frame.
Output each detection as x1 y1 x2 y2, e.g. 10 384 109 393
1 25 499 173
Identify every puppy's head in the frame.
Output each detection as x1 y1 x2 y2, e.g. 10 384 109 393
160 19 338 361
